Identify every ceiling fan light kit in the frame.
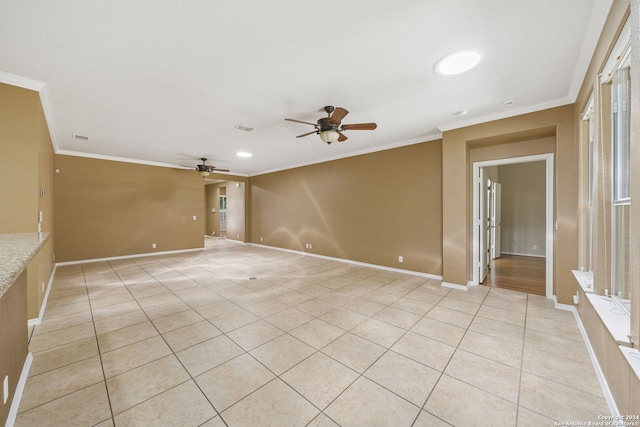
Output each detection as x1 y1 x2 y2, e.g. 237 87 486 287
183 157 230 177
285 106 377 145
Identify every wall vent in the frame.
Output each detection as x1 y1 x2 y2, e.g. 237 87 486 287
235 124 255 132
72 134 89 141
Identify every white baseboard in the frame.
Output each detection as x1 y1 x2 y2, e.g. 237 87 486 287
28 264 57 326
499 251 546 259
441 281 473 291
249 243 443 281
5 352 33 427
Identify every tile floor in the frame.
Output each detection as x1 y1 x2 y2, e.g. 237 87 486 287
16 238 610 426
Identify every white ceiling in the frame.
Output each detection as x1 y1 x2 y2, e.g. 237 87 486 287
0 0 612 177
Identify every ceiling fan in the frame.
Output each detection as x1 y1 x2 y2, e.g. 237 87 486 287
183 158 229 177
285 106 377 144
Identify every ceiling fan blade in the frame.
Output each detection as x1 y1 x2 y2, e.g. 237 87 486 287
340 122 377 131
285 118 318 126
329 107 349 124
337 132 348 142
211 168 230 172
295 130 318 138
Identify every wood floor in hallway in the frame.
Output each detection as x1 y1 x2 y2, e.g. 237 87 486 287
482 254 546 296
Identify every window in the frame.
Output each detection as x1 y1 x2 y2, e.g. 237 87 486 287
611 65 631 313
580 97 595 272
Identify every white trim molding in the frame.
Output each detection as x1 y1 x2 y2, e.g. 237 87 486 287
5 353 33 427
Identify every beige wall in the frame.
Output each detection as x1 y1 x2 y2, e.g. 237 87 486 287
0 83 55 320
0 84 40 233
54 155 205 262
499 161 546 257
249 141 443 275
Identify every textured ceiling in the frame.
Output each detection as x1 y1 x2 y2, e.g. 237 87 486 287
0 0 612 176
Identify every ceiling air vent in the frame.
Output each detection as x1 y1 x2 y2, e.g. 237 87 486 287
235 124 255 132
72 134 89 141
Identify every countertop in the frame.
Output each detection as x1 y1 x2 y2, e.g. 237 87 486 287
0 232 51 298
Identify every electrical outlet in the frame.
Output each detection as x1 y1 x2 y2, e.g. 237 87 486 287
260 237 263 242
192 215 197 220
41 281 44 292
152 243 156 249
533 244 538 250
398 256 403 263
3 375 8 404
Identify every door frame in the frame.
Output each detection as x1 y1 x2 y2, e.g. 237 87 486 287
472 153 554 297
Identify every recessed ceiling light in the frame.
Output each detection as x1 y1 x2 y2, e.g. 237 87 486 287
236 151 252 158
435 49 484 75
235 124 256 132
503 99 516 106
453 109 469 117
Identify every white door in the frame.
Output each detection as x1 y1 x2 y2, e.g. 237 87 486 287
478 169 489 283
491 182 502 259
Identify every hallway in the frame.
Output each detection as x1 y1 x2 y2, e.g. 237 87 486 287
482 255 546 296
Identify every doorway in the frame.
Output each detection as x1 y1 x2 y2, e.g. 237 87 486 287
472 154 554 297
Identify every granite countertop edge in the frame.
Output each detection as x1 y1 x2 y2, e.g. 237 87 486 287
0 232 51 298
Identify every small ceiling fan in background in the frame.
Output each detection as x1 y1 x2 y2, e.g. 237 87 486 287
183 158 229 177
285 106 377 144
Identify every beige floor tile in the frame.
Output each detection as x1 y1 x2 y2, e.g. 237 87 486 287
306 413 340 427
350 318 406 348
15 382 111 427
516 407 555 427
28 322 96 353
281 352 359 410
226 319 284 350
114 380 216 427
390 297 434 316
425 375 517 427
410 316 466 347
93 309 148 335
391 332 455 371
373 306 422 329
437 296 481 315
91 300 140 320
196 299 240 319
519 372 609 422
107 354 190 414
524 328 590 363
295 298 338 317
526 304 576 324
364 351 440 406
151 308 204 333
198 416 226 427
289 318 345 349
342 298 386 317
42 300 92 320
458 330 523 369
19 356 104 412
29 337 98 376
162 319 222 352
488 287 528 303
483 294 528 313
445 349 521 403
426 305 474 329
101 335 172 378
195 353 275 411
405 289 445 306
318 290 358 307
244 298 289 317
89 292 136 309
477 304 526 327
265 307 315 331
319 307 369 330
469 315 524 345
135 291 182 309
526 315 583 342
221 379 319 427
250 334 315 374
32 310 93 337
97 321 159 353
143 300 191 319
364 289 401 305
321 332 386 373
522 346 603 395
446 286 489 304
412 410 452 427
274 290 315 306
325 376 420 427
176 334 244 376
208 307 260 332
